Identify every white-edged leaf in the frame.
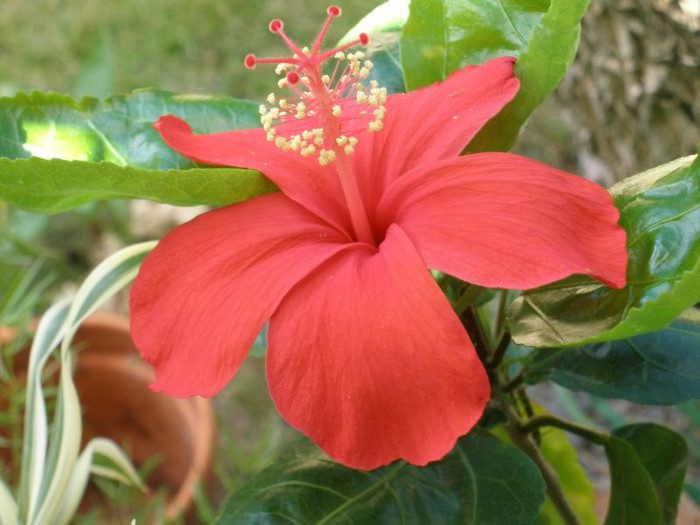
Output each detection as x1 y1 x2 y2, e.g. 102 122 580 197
32 241 155 524
18 298 71 522
0 477 19 525
31 352 82 525
54 438 145 525
60 240 157 356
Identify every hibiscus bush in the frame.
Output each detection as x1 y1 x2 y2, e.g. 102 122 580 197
0 0 698 523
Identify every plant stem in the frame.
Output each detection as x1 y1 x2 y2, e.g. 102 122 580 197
493 290 508 336
520 415 610 446
502 404 582 525
460 306 491 363
486 332 511 369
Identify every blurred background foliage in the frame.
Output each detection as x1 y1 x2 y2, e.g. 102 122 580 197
0 0 376 99
0 0 698 522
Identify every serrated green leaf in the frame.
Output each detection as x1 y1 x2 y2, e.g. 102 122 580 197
216 431 545 525
0 89 276 213
401 0 589 152
0 157 275 214
0 90 259 165
508 155 700 347
526 314 700 405
612 424 687 525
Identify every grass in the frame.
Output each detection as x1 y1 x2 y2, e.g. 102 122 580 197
0 0 380 101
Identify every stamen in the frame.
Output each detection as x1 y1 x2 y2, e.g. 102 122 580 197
245 5 384 168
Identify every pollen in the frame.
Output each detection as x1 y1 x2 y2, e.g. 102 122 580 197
245 5 387 165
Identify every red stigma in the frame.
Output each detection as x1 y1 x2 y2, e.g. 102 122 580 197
286 71 300 85
269 19 283 33
247 7 372 87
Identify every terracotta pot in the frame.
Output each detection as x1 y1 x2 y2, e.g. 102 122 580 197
0 313 215 521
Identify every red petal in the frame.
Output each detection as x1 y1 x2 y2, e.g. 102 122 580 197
353 57 520 212
130 193 349 397
379 153 627 289
267 225 490 470
154 115 351 234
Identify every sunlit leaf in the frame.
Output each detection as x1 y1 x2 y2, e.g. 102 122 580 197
0 90 275 213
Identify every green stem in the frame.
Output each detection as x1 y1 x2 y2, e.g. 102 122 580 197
502 404 582 525
520 415 611 446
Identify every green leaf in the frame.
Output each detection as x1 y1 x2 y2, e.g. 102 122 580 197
604 436 662 525
401 0 589 152
612 424 688 525
339 0 408 94
0 157 275 214
216 431 545 524
526 314 700 405
508 155 700 347
0 90 276 213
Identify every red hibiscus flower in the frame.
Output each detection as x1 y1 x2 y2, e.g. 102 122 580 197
130 6 627 470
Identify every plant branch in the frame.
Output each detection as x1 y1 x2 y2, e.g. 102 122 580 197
502 404 581 525
520 415 610 446
486 332 511 369
460 306 491 363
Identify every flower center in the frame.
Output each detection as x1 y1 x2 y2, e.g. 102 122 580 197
245 5 385 245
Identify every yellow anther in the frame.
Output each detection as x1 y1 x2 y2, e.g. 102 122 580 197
364 60 373 69
279 99 288 109
359 68 370 79
370 80 379 89
348 137 358 146
277 78 288 88
301 145 316 157
322 74 331 85
332 105 342 117
259 104 268 115
344 145 355 155
266 93 276 104
336 136 348 146
314 136 325 146
301 76 311 85
295 102 306 119
275 63 290 75
356 91 368 103
318 149 336 166
289 135 302 150
369 120 384 132
334 51 346 60
301 46 310 54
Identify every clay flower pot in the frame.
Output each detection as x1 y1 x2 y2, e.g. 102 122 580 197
0 313 215 520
